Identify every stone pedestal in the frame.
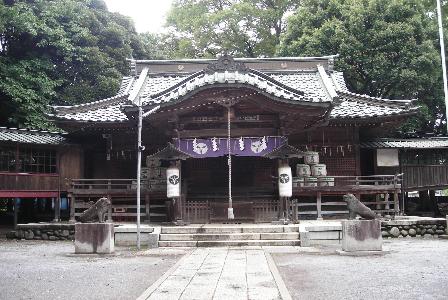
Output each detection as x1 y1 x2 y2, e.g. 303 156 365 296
342 220 382 252
114 225 154 246
75 223 114 254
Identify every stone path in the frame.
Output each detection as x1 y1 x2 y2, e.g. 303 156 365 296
139 248 286 300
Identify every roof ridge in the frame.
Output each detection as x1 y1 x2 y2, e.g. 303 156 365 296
0 127 66 135
142 68 315 107
128 55 339 64
52 94 128 115
337 90 414 108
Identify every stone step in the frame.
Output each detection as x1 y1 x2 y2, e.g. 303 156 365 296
158 239 300 247
159 232 300 241
160 225 299 234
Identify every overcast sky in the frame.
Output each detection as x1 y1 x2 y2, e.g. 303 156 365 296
104 0 174 33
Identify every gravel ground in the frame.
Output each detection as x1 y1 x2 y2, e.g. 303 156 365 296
272 239 448 300
0 239 184 300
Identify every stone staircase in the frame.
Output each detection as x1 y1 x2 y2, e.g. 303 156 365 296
158 225 300 247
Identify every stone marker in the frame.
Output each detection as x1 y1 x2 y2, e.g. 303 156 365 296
75 223 114 254
342 220 382 252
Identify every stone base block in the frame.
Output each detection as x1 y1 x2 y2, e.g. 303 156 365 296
75 223 114 254
342 220 382 252
148 233 159 248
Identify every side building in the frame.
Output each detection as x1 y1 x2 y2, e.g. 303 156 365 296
0 127 82 226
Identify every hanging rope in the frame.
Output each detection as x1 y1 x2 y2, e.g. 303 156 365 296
227 106 234 219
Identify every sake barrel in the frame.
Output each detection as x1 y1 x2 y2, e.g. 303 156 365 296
304 151 319 165
296 164 311 177
311 164 327 177
317 177 335 187
304 177 318 187
278 164 292 197
166 165 180 198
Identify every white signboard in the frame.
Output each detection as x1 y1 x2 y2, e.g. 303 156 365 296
376 149 399 167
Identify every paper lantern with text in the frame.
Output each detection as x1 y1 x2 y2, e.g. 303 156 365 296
278 164 292 197
166 166 180 198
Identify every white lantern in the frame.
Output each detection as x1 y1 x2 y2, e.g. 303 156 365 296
278 164 292 197
166 165 180 198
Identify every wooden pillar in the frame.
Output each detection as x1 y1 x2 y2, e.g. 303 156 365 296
393 191 400 215
145 193 150 224
279 196 285 219
107 195 112 222
53 197 61 222
14 198 19 229
285 197 291 221
385 193 390 210
291 199 298 223
69 194 75 223
316 192 323 220
375 194 381 210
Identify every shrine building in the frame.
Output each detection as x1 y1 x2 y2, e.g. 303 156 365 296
2 54 448 224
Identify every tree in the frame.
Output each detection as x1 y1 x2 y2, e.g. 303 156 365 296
165 0 298 58
0 0 145 129
278 0 444 134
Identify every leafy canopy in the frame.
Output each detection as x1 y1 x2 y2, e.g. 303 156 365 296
0 0 146 129
165 0 298 58
278 0 444 134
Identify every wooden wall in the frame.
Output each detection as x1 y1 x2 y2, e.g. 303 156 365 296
59 146 83 189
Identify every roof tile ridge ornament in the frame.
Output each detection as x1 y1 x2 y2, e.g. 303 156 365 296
317 65 339 102
205 52 249 74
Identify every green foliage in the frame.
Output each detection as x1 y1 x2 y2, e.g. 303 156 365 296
165 0 298 58
0 0 145 130
278 0 444 134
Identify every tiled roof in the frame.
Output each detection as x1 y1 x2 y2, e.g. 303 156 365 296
330 92 416 120
140 70 320 106
0 127 66 145
49 56 416 123
360 138 448 149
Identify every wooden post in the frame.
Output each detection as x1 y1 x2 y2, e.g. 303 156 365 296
145 193 150 224
285 197 290 222
69 195 75 223
291 199 298 223
394 191 400 215
107 195 112 222
14 198 19 229
316 192 323 220
385 193 390 210
53 197 61 222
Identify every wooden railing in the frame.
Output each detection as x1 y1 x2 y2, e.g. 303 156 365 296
290 174 403 194
0 172 59 190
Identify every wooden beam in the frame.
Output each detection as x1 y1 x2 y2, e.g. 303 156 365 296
145 193 150 224
53 197 61 222
316 192 323 220
14 198 19 229
69 195 75 222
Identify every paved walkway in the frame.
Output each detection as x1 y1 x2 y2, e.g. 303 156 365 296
139 248 286 300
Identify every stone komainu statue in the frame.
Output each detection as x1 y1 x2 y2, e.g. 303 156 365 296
343 193 377 220
78 197 111 223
